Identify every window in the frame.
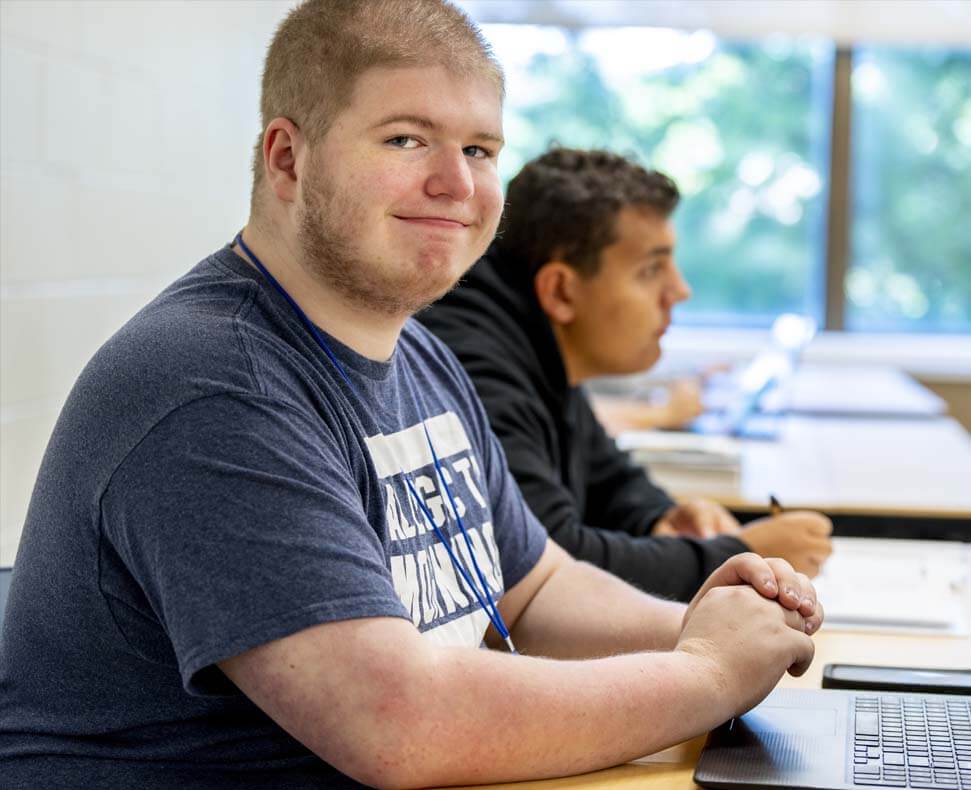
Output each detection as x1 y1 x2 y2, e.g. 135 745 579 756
476 21 971 334
848 47 971 333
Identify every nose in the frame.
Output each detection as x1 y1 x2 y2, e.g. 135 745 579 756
666 262 692 305
425 146 475 202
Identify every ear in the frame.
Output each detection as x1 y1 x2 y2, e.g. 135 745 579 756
261 117 304 205
533 261 582 326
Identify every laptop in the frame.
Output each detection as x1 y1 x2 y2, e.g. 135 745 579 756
692 313 817 439
694 687 971 789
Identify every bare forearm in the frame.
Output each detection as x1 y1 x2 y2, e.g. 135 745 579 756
381 643 730 788
226 616 730 789
503 557 685 659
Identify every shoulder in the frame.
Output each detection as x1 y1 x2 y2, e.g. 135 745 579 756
58 252 343 479
419 254 553 396
419 254 527 348
91 253 263 401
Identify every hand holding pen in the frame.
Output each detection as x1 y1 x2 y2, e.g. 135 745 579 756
734 494 834 577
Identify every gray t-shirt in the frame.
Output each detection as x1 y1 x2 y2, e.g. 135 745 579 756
0 247 547 788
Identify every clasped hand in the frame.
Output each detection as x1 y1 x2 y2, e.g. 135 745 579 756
683 552 823 635
675 553 824 714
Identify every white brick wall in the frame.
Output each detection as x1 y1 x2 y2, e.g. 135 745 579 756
0 0 295 565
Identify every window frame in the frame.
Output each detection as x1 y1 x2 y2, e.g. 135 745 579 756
824 46 853 331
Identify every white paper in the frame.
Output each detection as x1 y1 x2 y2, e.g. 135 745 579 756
811 538 971 636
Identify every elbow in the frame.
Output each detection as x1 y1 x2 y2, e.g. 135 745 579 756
334 717 449 790
351 762 417 790
317 658 454 789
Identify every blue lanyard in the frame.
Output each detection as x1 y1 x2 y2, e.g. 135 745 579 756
233 233 517 653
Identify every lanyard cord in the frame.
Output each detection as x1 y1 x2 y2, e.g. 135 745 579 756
233 233 516 653
401 472 512 648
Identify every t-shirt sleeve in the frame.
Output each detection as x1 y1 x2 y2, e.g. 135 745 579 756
100 393 410 696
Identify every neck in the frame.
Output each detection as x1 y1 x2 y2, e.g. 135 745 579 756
234 221 406 361
550 323 592 387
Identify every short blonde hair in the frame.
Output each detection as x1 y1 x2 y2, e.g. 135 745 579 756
250 0 504 207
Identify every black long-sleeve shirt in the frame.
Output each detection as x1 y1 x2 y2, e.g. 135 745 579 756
419 246 747 601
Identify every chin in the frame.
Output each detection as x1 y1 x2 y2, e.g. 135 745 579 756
635 347 663 373
419 249 477 286
401 268 466 315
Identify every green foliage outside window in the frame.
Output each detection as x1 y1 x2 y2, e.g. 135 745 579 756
485 25 833 327
849 47 971 333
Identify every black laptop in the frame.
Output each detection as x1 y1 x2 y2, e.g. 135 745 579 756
694 687 971 789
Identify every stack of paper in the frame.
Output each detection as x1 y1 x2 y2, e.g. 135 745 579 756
616 431 742 494
812 538 970 636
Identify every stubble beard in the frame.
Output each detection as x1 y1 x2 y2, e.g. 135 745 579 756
297 172 468 318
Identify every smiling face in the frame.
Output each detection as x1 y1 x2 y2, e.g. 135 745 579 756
295 63 505 317
558 205 692 380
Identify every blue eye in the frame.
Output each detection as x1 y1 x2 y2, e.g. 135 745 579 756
387 136 421 149
463 145 492 159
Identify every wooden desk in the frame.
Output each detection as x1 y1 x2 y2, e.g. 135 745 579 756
462 629 970 790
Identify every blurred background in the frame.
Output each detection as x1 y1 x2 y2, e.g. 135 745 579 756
1 0 969 564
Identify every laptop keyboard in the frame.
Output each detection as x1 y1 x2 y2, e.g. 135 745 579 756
853 694 971 788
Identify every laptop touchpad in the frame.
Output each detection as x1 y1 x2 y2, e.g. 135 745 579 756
744 705 837 736
695 689 848 787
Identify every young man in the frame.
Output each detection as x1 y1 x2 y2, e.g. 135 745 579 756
0 3 822 788
420 149 833 600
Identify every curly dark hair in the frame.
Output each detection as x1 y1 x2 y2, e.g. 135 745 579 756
495 148 680 277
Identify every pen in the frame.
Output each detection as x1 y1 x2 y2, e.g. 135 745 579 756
769 494 783 516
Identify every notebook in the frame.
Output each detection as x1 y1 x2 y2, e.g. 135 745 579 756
694 687 971 789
